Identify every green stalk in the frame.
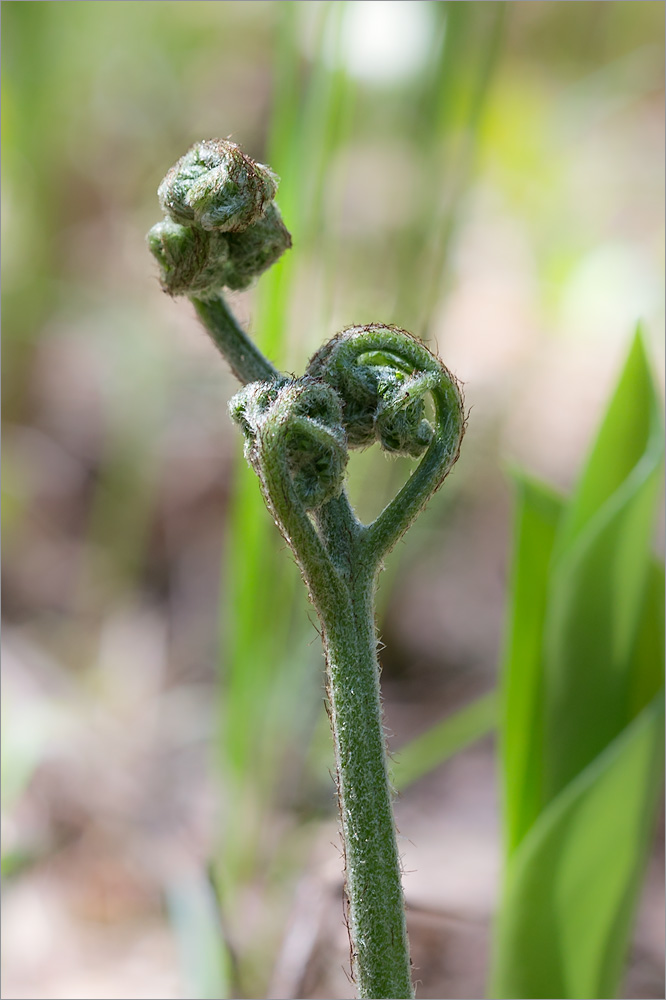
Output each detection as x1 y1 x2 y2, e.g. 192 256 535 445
252 443 413 998
229 328 464 998
324 571 412 999
191 294 279 384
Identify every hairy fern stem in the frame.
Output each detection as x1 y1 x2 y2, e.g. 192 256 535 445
323 568 412 998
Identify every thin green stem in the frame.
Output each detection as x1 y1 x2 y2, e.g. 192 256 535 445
253 427 413 996
322 569 414 999
315 491 360 575
364 376 464 566
191 294 279 384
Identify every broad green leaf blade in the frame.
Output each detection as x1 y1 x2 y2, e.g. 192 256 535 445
500 472 564 855
490 694 664 1000
543 334 664 800
391 690 497 792
629 559 665 718
559 330 662 552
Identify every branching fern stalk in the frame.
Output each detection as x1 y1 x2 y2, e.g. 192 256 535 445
148 140 465 1000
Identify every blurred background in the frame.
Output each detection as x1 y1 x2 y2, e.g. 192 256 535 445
2 2 664 998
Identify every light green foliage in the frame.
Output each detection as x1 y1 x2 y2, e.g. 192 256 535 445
492 330 664 1000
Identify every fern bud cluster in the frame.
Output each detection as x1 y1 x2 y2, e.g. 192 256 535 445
230 324 463 523
147 139 291 296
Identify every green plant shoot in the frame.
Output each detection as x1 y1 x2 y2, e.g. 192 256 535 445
491 331 664 1000
148 139 465 1000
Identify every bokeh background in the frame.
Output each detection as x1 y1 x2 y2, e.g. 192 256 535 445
2 2 664 998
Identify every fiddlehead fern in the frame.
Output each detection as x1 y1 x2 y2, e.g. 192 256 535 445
157 138 279 232
148 139 465 1000
147 138 291 298
307 324 436 455
231 377 348 513
228 329 464 1000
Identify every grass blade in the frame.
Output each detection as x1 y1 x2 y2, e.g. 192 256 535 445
500 473 564 856
543 330 664 800
493 331 665 999
490 693 664 1000
391 690 497 792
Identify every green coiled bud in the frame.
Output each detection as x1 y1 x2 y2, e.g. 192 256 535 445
158 138 278 232
147 217 229 296
147 139 291 298
306 325 438 458
221 202 291 290
230 378 347 512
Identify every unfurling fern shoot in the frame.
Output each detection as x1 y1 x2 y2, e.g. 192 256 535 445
148 139 465 1000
